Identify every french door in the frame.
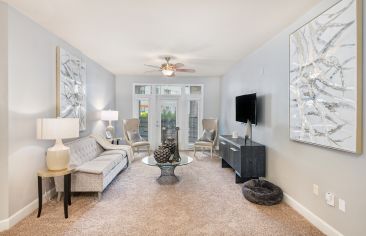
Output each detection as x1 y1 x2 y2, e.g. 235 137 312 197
157 97 179 146
133 84 203 150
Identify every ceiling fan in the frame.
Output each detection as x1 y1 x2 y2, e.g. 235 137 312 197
144 57 196 77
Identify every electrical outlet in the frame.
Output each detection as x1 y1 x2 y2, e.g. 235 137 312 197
339 198 346 212
325 192 335 207
313 184 319 196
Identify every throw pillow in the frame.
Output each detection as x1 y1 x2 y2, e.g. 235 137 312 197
127 131 143 143
199 129 216 142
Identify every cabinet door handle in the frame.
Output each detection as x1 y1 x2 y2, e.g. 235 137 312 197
220 142 226 145
230 148 238 152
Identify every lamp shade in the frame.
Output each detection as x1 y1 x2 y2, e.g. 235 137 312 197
37 118 79 140
101 110 118 121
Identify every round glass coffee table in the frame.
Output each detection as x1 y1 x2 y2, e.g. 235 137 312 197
142 154 193 185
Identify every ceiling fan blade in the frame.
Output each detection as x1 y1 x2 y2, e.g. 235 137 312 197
144 70 161 73
176 68 196 73
174 63 185 68
144 64 161 69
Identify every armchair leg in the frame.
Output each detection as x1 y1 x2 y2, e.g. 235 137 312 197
57 192 62 202
98 192 102 201
148 145 151 155
194 146 196 157
211 147 213 158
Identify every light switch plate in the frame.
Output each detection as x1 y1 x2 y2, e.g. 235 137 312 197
325 192 335 206
339 198 346 212
313 184 319 196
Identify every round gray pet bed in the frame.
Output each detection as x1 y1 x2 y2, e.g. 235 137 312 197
242 179 283 205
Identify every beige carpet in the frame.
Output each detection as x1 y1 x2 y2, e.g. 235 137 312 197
1 152 323 236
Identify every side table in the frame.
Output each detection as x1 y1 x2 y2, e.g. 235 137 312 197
37 168 73 218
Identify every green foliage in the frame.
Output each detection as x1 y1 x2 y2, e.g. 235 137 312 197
161 109 176 121
139 111 148 119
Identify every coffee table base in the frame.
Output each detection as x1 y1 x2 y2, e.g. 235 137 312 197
157 165 179 185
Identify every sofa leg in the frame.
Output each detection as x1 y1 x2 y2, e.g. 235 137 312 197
194 146 196 156
57 192 62 202
98 192 102 201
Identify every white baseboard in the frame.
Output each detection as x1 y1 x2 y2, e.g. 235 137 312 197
0 188 56 232
283 192 343 236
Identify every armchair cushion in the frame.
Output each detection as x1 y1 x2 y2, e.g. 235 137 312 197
199 129 216 142
127 131 143 143
195 141 214 147
131 141 150 147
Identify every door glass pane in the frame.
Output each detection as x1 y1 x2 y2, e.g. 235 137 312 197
189 100 199 143
135 85 152 95
161 101 177 142
190 86 201 95
138 100 149 140
185 85 202 95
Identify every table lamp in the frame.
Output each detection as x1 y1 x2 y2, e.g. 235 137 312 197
101 110 118 139
37 118 79 171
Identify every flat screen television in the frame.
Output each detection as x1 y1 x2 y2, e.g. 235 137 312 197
236 93 257 125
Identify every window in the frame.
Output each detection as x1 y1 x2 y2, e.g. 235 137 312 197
188 100 199 143
156 85 181 95
138 99 149 140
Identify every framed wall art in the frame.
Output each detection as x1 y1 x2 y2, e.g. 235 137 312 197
289 0 362 153
56 47 87 131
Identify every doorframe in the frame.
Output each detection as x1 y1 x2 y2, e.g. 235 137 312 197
132 83 204 150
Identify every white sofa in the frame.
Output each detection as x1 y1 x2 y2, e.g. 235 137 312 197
54 136 129 199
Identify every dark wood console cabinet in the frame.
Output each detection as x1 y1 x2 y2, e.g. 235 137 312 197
219 135 266 183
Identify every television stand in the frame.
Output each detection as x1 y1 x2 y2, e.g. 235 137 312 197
219 135 266 183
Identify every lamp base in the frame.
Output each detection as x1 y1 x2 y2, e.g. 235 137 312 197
46 141 70 171
106 125 115 140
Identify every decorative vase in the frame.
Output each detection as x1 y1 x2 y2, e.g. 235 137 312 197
172 127 181 163
164 138 176 155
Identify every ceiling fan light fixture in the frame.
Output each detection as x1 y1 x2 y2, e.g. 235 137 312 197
162 69 175 77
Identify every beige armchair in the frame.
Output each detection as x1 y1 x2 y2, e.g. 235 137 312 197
194 119 218 158
123 118 151 155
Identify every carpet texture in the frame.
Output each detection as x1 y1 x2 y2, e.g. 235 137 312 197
1 152 324 236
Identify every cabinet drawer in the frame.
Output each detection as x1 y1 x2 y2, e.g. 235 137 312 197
219 140 228 159
229 146 241 174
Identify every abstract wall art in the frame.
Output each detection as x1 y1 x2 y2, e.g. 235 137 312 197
289 0 362 153
56 47 87 131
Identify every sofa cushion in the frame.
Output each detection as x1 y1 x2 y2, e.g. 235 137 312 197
100 150 127 158
66 136 104 167
76 154 122 176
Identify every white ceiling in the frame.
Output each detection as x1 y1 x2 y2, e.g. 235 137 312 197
4 0 321 77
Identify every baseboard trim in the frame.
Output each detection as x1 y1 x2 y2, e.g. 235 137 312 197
283 192 343 236
0 188 56 232
0 218 9 232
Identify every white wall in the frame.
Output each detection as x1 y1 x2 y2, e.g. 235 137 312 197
4 5 116 217
220 0 365 235
0 2 9 222
115 75 220 137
